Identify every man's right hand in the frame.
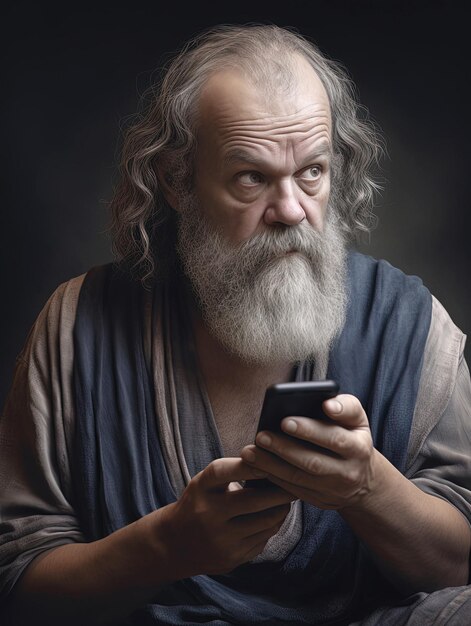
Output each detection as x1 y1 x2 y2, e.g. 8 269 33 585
8 459 295 626
152 457 296 579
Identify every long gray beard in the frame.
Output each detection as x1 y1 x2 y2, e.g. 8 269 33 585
177 198 347 365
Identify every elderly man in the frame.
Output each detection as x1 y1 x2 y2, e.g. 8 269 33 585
1 24 471 625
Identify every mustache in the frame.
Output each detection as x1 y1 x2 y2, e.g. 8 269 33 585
231 223 325 272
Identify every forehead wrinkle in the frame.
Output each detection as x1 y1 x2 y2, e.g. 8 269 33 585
222 125 331 153
218 109 330 133
268 122 330 140
219 120 330 146
221 105 329 123
223 133 332 172
216 110 331 149
220 122 331 143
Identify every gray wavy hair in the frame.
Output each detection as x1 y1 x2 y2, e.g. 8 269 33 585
110 24 383 282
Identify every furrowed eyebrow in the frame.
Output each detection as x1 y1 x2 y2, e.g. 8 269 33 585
301 142 333 163
223 149 266 168
223 142 333 169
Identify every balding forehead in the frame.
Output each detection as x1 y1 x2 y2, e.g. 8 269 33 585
197 61 331 127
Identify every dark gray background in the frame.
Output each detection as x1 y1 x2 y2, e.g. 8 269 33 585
1 1 469 406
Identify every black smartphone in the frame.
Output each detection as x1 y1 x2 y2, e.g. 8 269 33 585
244 380 339 488
256 380 339 434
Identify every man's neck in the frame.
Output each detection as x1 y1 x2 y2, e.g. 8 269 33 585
191 311 294 457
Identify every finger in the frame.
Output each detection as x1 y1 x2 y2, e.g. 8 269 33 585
242 439 374 509
197 457 268 492
242 441 343 484
278 416 366 458
264 473 340 509
322 394 369 429
224 482 296 517
231 503 291 536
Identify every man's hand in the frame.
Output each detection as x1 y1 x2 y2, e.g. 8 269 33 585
8 459 295 626
240 394 377 510
155 457 296 579
241 394 471 593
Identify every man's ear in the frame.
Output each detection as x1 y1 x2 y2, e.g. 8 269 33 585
156 165 180 211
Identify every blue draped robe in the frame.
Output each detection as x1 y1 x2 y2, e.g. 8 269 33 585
72 251 432 625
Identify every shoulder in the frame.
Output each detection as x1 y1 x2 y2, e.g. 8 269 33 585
19 263 153 373
18 264 123 371
41 274 86 328
421 294 466 407
342 251 432 341
407 295 467 468
347 250 430 295
18 273 87 366
29 264 125 342
428 295 466 361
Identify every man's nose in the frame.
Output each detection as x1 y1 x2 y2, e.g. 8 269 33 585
263 180 306 226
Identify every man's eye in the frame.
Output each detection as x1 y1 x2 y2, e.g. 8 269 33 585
238 172 263 186
300 166 322 181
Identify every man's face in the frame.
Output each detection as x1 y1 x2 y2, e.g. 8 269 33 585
174 60 346 366
192 57 333 244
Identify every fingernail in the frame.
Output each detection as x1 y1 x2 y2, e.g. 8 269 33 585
326 399 342 414
257 433 272 447
283 419 297 433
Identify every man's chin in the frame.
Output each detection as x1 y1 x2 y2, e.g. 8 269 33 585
202 283 341 366
256 251 314 280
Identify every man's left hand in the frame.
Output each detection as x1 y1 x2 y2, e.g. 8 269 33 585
240 394 377 510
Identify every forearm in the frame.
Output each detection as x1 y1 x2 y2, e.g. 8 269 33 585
4 507 180 626
4 457 292 626
341 450 471 593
